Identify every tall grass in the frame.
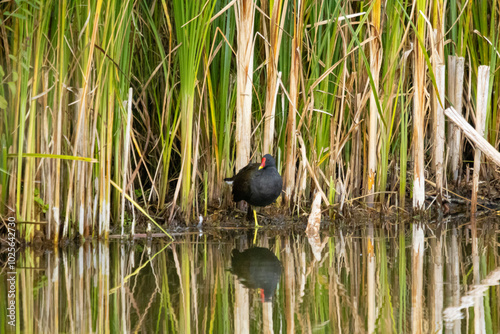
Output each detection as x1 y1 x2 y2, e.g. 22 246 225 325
1 0 500 240
172 0 216 221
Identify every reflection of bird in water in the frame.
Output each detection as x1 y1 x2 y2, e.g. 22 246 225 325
230 247 282 302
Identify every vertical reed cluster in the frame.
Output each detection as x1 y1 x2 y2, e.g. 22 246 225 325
1 1 500 241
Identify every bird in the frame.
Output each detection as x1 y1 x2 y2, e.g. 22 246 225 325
224 154 283 227
230 247 282 302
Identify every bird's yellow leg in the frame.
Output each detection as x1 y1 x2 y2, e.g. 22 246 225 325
253 209 261 228
252 209 261 244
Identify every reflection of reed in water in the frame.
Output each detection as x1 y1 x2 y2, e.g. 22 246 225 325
3 222 500 334
230 247 282 302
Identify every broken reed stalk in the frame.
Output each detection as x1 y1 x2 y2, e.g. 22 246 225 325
366 0 382 208
471 66 489 214
447 56 465 183
297 135 330 205
433 65 446 201
431 3 446 207
412 4 426 330
283 1 303 207
444 107 500 167
305 192 321 234
413 0 426 209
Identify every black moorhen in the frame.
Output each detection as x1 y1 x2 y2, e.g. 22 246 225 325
224 154 283 227
230 247 282 302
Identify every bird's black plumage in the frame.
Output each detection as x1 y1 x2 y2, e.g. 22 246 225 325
224 154 283 207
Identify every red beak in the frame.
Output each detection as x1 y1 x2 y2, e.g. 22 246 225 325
259 157 266 170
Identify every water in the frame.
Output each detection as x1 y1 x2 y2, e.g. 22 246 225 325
1 215 500 333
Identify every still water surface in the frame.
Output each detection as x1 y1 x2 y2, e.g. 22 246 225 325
1 215 500 333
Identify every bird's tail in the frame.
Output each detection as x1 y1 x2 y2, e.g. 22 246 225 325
224 177 233 185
